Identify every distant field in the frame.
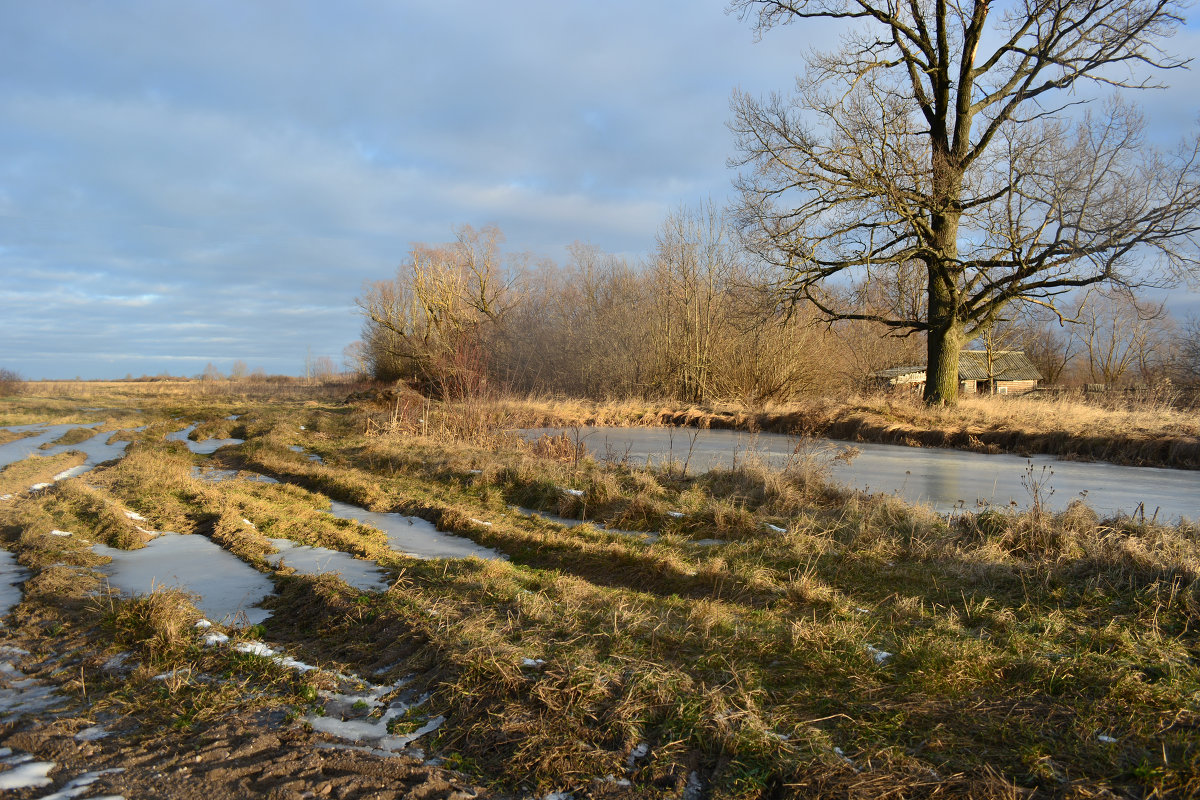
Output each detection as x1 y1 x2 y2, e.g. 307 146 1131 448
0 383 1196 798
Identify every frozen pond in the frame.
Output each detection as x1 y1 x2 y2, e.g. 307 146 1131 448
521 427 1200 522
0 422 131 472
266 538 389 591
328 500 505 561
93 533 274 624
0 550 28 621
167 423 244 455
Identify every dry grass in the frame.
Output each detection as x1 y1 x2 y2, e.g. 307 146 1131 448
0 450 87 495
1 385 1198 798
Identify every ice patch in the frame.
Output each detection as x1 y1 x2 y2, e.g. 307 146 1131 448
122 510 146 522
37 767 125 799
93 532 274 625
166 423 244 455
627 742 649 768
53 466 90 482
1098 734 1118 744
0 757 55 789
468 518 492 527
328 501 504 561
558 487 585 498
29 483 51 491
203 632 230 646
763 523 787 534
521 658 546 667
232 640 318 672
49 530 72 537
265 539 389 592
288 445 324 463
0 549 30 620
865 645 892 664
73 725 111 741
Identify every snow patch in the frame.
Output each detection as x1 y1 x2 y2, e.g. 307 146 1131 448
265 539 389 593
0 757 55 789
37 767 125 799
865 644 892 664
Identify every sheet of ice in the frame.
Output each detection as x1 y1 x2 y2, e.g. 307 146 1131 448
328 500 504 561
93 533 274 624
36 767 125 800
0 673 67 723
0 423 99 470
0 549 29 621
865 644 893 664
265 539 389 592
0 757 55 789
0 422 133 484
74 725 111 741
521 426 1200 521
166 423 244 455
288 445 324 463
191 466 278 484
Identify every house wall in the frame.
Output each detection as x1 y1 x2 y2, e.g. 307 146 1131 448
995 379 1037 395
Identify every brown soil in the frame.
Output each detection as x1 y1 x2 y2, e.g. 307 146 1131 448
2 716 491 800
0 628 497 800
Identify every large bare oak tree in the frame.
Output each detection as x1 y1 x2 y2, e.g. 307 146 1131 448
729 0 1200 403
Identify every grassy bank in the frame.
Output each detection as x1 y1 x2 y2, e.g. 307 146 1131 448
0 383 1198 798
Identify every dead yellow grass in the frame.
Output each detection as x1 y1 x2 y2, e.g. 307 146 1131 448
0 451 86 495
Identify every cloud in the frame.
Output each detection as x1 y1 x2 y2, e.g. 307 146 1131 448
0 1 1195 378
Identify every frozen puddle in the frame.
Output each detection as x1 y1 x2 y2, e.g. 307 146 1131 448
266 539 389 592
93 533 274 624
288 445 324 463
328 501 504 561
166 423 244 455
189 464 500 561
0 550 29 621
0 647 72 724
191 466 278 484
0 422 132 481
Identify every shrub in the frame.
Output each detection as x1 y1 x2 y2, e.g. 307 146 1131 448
0 367 24 396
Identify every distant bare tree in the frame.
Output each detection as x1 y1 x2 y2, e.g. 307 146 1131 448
358 224 520 395
0 368 24 396
730 0 1200 405
1072 288 1174 385
230 360 248 381
200 363 223 382
1176 316 1200 387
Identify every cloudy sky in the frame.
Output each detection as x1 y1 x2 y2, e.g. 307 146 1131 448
2 2 1198 380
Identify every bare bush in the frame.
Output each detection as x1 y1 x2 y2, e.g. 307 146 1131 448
0 367 25 396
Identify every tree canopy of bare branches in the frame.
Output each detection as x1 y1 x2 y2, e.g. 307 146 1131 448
729 0 1200 404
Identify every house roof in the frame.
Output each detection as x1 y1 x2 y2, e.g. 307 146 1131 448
871 350 1042 382
957 350 1042 381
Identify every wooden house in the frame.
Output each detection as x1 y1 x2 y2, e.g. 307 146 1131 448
872 350 1042 395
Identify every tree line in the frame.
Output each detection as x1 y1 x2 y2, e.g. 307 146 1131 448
353 210 1200 403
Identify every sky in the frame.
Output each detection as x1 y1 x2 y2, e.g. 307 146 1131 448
1 1 1198 380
